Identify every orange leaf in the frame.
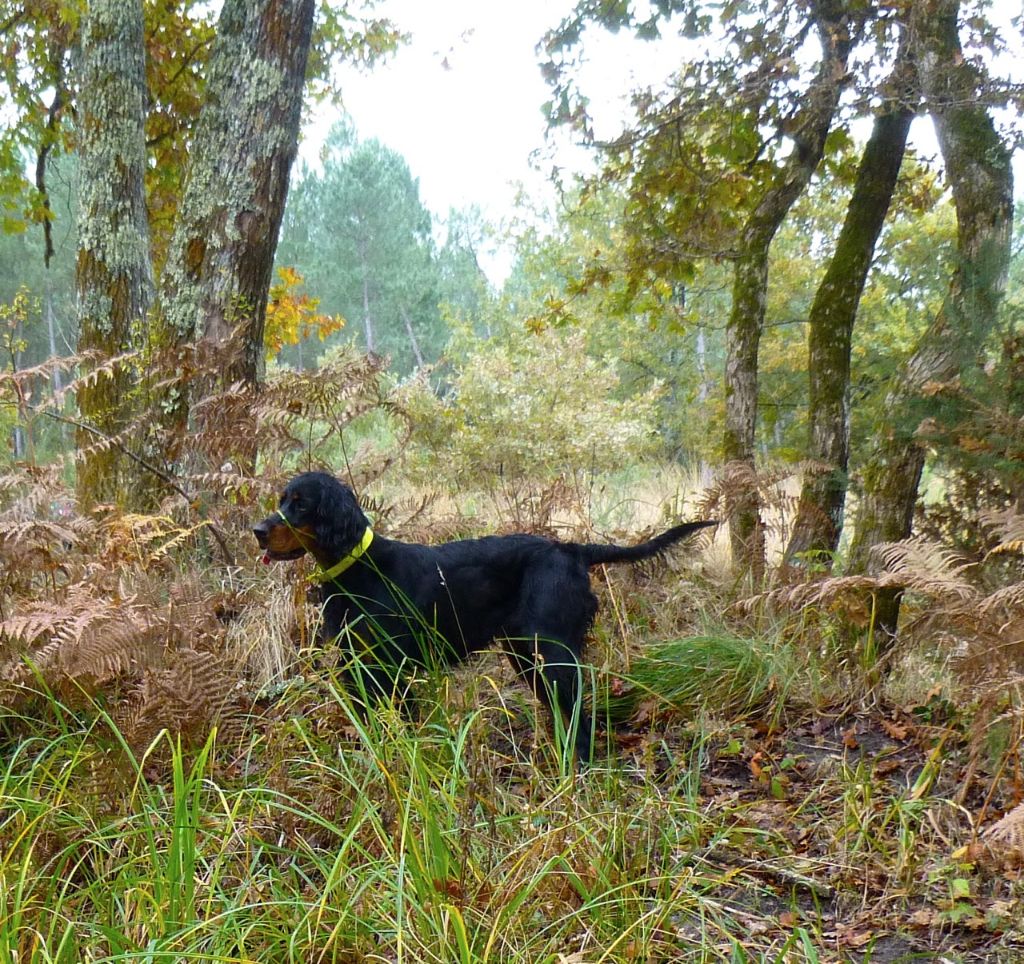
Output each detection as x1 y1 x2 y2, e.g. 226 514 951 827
842 725 859 750
881 719 910 741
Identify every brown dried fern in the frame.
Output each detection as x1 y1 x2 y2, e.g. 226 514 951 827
741 537 979 614
871 538 977 602
962 801 1024 869
0 586 159 703
117 648 242 754
981 508 1024 557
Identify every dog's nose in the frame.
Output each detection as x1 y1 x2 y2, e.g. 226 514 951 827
252 523 269 548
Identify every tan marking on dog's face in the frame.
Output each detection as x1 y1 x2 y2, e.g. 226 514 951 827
266 523 317 555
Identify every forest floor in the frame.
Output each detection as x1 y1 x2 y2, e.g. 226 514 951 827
4 603 1024 962
243 652 1024 963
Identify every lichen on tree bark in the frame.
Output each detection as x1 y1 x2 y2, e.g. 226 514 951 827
75 0 153 508
785 39 916 567
155 0 315 469
723 0 856 578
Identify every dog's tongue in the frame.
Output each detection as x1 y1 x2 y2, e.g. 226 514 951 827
262 552 271 565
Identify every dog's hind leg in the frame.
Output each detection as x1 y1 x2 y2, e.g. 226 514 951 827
516 563 600 765
504 631 594 766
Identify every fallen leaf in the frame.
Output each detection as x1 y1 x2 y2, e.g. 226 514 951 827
875 758 901 776
837 924 873 948
908 908 936 928
881 719 910 740
615 731 646 751
842 725 859 750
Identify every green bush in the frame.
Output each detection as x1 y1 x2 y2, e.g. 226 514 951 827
401 329 662 493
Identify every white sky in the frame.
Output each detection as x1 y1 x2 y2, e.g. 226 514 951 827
304 2 1023 283
311 1 571 216
304 0 682 277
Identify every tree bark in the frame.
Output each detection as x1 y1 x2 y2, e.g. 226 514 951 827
724 0 855 577
75 0 153 508
785 42 915 566
847 0 1014 643
724 242 771 576
158 0 315 463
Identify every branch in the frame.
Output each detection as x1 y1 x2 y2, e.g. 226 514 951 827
34 41 68 269
0 10 26 35
37 410 236 567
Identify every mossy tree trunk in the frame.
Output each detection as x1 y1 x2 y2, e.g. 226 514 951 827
724 241 771 579
158 0 315 469
723 0 854 579
784 43 915 567
847 0 1014 645
75 0 153 509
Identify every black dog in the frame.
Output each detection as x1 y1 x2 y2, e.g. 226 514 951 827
253 471 714 763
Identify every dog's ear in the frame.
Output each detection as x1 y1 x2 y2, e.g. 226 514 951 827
315 478 368 559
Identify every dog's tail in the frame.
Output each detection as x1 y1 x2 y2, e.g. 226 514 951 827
575 521 717 568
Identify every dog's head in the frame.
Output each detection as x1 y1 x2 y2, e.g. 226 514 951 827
252 472 370 565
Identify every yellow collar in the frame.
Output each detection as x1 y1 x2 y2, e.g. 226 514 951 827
313 527 374 582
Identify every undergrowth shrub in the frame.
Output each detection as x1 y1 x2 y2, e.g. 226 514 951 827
736 518 1024 806
4 333 1024 958
399 328 662 523
0 486 253 755
599 633 804 728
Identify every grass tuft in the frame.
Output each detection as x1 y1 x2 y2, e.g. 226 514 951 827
599 632 801 727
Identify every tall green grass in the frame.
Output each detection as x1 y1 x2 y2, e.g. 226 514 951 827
2 622 967 963
0 667 792 963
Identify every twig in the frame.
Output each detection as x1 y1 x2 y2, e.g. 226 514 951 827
739 859 835 900
38 410 236 566
43 410 191 500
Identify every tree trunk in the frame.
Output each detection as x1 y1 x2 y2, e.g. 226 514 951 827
723 0 855 577
10 316 28 460
45 281 62 394
75 0 153 509
785 44 915 566
696 324 708 404
362 263 375 353
400 304 424 368
158 0 315 465
724 243 771 577
848 0 1014 644
44 277 70 450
